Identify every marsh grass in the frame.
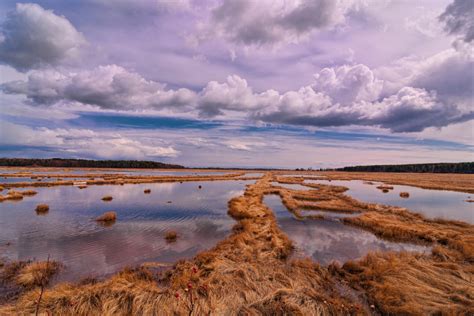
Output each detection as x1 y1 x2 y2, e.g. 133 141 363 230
144 189 151 194
376 185 394 191
21 190 37 196
400 192 410 198
101 196 113 202
35 204 49 215
165 231 178 242
0 190 25 202
16 261 61 288
95 211 117 223
0 171 473 314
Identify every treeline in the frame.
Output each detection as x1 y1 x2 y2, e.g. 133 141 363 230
0 158 184 169
336 162 474 174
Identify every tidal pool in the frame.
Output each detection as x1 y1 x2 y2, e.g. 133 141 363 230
1 169 233 177
0 180 252 281
264 195 429 264
305 179 474 224
0 177 89 184
271 182 314 191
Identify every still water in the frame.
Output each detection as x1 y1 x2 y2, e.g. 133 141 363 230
264 195 430 264
0 180 252 280
305 179 474 224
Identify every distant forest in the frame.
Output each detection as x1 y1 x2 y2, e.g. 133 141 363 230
336 162 474 174
0 158 184 169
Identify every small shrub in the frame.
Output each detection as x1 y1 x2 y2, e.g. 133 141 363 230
35 204 49 214
95 211 117 222
165 231 178 242
101 195 113 201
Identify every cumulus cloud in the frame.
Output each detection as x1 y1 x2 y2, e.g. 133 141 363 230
0 3 86 71
2 65 197 110
198 75 278 116
312 64 383 104
439 0 474 43
0 121 179 159
2 59 472 133
194 0 363 47
376 48 473 112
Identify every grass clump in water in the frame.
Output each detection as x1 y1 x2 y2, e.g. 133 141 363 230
101 195 113 202
35 204 49 215
165 231 178 242
95 211 117 222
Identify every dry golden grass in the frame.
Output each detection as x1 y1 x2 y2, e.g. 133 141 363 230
21 190 37 196
16 261 61 288
0 168 257 190
95 211 117 222
165 231 178 242
101 195 113 201
0 259 61 305
317 171 474 193
0 174 361 315
0 189 38 202
35 204 49 214
1 170 473 314
376 185 394 190
400 192 410 198
331 251 474 315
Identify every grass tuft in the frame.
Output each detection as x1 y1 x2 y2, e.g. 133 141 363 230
101 195 113 202
95 211 117 222
35 204 49 214
165 231 178 242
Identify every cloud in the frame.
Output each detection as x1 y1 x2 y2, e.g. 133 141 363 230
2 65 197 110
194 0 363 47
89 0 191 13
0 3 86 71
3 58 472 133
198 75 278 116
365 87 473 132
0 121 179 159
312 64 383 104
439 0 474 43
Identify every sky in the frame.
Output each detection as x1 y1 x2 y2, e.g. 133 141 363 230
0 0 472 168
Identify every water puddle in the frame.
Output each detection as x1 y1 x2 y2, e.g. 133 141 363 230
305 179 474 224
0 169 234 177
0 177 90 184
264 195 430 264
239 173 264 178
271 182 314 191
0 180 252 281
